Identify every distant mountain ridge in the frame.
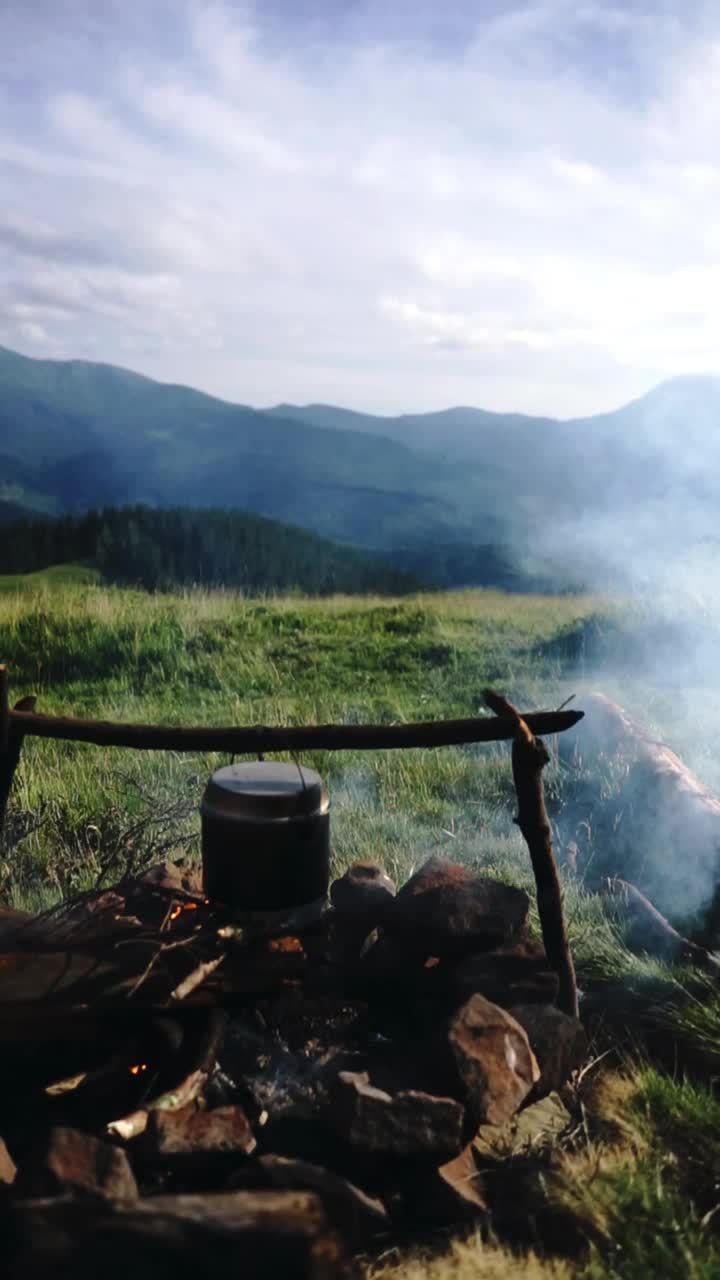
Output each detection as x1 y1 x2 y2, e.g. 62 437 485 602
1 344 719 588
268 379 720 543
0 344 490 550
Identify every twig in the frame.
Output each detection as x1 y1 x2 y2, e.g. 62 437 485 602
124 934 204 1000
555 694 576 713
484 689 579 1018
168 953 225 1002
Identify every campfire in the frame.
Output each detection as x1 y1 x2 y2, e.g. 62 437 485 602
0 681 590 1276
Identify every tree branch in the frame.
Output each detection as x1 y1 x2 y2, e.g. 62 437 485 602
484 690 579 1018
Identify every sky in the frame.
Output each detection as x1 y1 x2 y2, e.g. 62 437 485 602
2 0 720 417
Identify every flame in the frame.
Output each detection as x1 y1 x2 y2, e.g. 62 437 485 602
129 1063 148 1076
270 936 304 954
170 901 200 924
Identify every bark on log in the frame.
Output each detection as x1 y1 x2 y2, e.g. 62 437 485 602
484 691 578 1018
8 706 583 753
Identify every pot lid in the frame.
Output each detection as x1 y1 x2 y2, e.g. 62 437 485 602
202 761 328 820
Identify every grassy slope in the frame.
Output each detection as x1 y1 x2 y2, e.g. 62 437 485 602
1 582 719 1276
0 564 101 594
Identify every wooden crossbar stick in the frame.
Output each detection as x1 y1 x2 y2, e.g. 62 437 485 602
7 706 583 754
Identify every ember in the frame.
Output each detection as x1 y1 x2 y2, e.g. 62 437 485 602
169 903 199 924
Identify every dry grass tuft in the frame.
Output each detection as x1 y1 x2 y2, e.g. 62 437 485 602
366 1235 570 1280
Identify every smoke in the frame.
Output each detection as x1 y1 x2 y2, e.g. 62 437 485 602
523 386 720 937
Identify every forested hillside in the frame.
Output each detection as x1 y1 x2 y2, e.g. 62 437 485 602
0 506 419 595
0 345 488 550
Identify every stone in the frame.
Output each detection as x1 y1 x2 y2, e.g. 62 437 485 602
331 1070 464 1161
142 1104 257 1168
353 932 440 989
417 1144 488 1224
435 1144 488 1219
14 1126 138 1201
474 1093 571 1161
330 862 396 925
447 995 540 1126
236 1154 389 1243
0 1136 17 1186
508 1004 587 1096
455 941 559 1008
388 1144 487 1227
7 1190 348 1280
387 857 529 955
138 860 203 897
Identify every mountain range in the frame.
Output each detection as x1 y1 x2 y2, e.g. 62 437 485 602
1 343 718 588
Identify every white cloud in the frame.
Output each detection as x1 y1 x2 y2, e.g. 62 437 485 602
139 84 304 173
2 0 720 414
18 320 52 345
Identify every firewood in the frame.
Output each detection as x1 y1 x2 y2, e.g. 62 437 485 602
483 690 579 1018
8 703 583 753
0 666 36 835
168 953 225 1002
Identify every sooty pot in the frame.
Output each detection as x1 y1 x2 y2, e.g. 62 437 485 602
201 761 330 911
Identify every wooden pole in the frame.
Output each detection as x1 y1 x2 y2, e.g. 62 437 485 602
484 690 579 1019
0 665 9 756
0 678 37 840
0 665 10 840
6 706 583 755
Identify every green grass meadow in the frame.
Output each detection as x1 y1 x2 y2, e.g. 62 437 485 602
0 563 100 594
2 579 720 1278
